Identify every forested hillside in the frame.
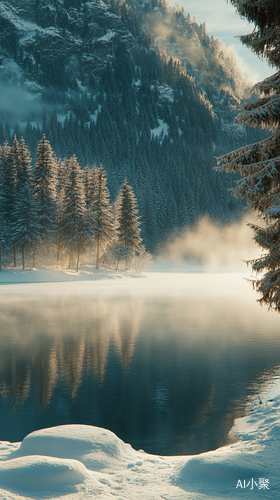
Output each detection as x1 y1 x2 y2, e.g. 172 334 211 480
0 0 267 251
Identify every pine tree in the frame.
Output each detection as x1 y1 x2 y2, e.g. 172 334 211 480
12 136 21 191
0 153 8 271
56 187 65 265
0 204 7 271
0 142 15 259
5 136 34 267
60 156 88 272
16 137 32 190
115 179 142 268
12 185 42 270
83 166 97 253
11 136 22 266
33 135 58 251
217 1 280 310
84 165 97 210
91 166 114 270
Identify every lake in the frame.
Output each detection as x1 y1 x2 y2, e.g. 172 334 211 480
0 272 279 456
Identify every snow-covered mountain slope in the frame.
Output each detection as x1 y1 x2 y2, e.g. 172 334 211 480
0 0 135 91
0 0 268 249
0 0 244 125
105 0 249 125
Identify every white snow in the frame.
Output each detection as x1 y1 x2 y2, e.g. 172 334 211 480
0 392 279 499
0 455 91 492
57 112 71 123
97 30 115 42
133 78 141 87
24 79 43 93
0 267 133 285
151 118 169 140
90 105 102 124
76 80 87 92
10 425 137 472
157 83 174 102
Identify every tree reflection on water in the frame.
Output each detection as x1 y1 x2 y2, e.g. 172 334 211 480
0 280 280 455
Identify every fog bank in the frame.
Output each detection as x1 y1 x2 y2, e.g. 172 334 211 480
155 214 262 272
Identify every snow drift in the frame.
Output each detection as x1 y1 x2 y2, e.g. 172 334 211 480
10 425 137 471
0 392 279 499
0 455 90 493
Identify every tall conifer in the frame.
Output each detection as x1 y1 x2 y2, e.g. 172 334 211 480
33 135 58 250
91 166 114 270
10 137 40 269
115 179 142 267
12 136 21 192
60 156 87 271
0 149 8 271
0 207 6 271
8 136 33 267
16 137 32 190
12 185 42 270
0 142 14 259
218 0 280 310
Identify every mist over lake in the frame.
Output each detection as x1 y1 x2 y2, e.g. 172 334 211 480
1 273 279 456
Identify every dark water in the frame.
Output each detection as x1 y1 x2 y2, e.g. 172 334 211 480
0 273 280 456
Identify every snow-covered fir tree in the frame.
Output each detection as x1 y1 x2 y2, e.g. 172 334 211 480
0 158 7 271
91 166 114 270
16 137 32 191
56 187 65 265
84 166 97 210
57 158 68 191
11 185 42 270
12 137 35 268
0 142 14 219
11 136 22 266
0 142 14 265
12 137 21 193
33 135 58 251
83 166 97 251
0 207 6 271
115 179 142 268
60 156 88 272
217 0 280 311
56 159 68 263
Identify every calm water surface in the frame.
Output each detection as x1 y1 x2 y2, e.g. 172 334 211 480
0 272 280 456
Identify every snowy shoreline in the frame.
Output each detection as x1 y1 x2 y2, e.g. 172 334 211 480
0 263 252 284
0 267 135 284
0 391 279 499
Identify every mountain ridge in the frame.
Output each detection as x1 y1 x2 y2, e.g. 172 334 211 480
0 0 266 250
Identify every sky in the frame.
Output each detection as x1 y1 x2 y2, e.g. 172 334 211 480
168 0 274 83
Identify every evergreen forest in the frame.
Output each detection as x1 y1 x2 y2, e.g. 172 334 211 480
0 136 150 271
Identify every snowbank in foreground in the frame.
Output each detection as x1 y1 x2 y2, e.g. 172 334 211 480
0 394 279 499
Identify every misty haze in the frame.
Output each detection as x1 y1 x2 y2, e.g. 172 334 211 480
1 274 280 457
